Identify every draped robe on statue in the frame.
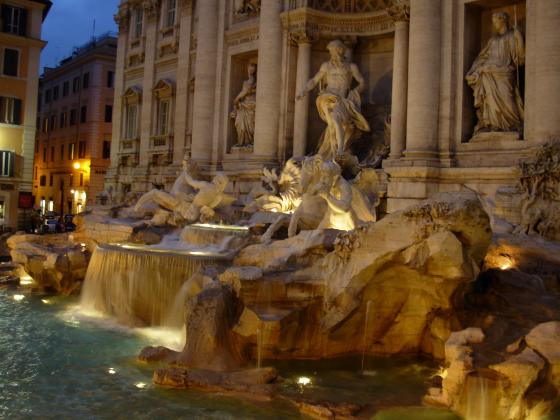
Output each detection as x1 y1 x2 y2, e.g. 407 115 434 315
467 27 525 134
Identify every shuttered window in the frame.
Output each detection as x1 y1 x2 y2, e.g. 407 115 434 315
0 97 21 125
1 5 27 36
0 151 15 177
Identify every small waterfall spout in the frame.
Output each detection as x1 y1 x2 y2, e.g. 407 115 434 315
361 300 373 375
80 244 229 327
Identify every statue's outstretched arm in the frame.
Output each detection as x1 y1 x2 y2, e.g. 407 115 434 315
320 181 352 213
183 172 208 191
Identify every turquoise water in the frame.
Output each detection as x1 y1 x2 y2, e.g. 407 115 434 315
0 290 458 419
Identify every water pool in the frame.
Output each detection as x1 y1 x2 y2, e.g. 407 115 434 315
0 290 460 419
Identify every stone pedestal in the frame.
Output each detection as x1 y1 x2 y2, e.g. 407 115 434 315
403 0 441 163
190 0 219 163
253 0 283 160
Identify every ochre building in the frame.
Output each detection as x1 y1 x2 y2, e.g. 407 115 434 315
34 34 116 215
106 0 560 225
0 0 50 230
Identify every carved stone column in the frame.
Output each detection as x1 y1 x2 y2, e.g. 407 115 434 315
292 31 315 158
139 0 159 168
387 1 410 160
190 0 219 163
254 0 284 159
525 0 560 143
403 0 441 163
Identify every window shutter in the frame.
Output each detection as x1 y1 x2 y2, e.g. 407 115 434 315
13 98 21 125
8 151 14 177
18 8 27 36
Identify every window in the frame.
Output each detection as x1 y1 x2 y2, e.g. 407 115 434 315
165 0 176 28
69 173 73 187
70 109 77 125
50 146 55 162
53 86 59 101
1 5 27 36
72 77 80 93
79 173 83 187
62 81 69 97
49 115 56 131
42 117 48 133
134 8 143 38
60 144 64 161
3 48 18 76
49 174 53 186
60 112 66 128
80 106 87 123
43 147 46 162
157 99 170 135
68 143 75 160
45 89 51 103
0 151 15 177
102 140 111 159
0 200 4 220
0 97 21 125
107 71 115 88
105 105 112 123
125 104 138 138
37 93 42 111
78 141 86 159
48 199 53 212
39 176 46 187
83 72 90 89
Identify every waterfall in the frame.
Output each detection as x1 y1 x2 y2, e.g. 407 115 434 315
80 244 227 327
465 374 496 420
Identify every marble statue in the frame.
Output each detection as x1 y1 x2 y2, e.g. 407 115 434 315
466 12 525 135
245 158 302 214
261 155 375 242
297 39 370 160
230 63 257 148
235 0 260 16
133 159 234 225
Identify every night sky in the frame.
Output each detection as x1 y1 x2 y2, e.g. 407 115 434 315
40 0 120 71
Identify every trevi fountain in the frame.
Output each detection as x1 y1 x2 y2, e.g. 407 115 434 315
2 0 560 419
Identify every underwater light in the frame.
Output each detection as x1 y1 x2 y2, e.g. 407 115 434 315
297 376 311 386
135 382 147 389
108 368 117 375
20 275 33 285
41 299 51 304
13 294 25 301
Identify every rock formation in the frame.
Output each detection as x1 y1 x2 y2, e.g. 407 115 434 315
7 233 89 295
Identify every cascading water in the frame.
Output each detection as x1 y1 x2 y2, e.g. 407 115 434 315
464 374 497 420
80 244 228 327
361 300 373 375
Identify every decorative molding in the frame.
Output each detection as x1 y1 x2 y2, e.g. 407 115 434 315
281 7 394 37
235 0 261 17
289 29 319 45
225 25 260 47
114 5 131 32
143 0 161 21
387 0 409 23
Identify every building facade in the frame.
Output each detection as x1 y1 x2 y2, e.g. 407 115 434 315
0 0 50 230
107 0 560 224
34 34 116 215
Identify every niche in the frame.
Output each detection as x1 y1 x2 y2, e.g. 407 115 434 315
461 0 526 142
227 52 258 152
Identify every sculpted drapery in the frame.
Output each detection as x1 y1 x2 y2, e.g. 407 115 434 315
231 63 257 147
466 12 525 135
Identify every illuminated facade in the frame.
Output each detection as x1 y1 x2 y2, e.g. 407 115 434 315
0 0 50 229
34 34 116 215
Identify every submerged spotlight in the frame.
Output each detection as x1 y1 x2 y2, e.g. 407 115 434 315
13 294 25 302
297 376 311 386
108 368 117 375
135 382 146 389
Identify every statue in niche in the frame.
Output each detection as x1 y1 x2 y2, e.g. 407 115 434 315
235 0 260 16
466 12 525 136
132 158 234 225
297 39 370 161
230 63 257 149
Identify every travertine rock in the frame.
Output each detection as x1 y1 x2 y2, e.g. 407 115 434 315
526 321 560 388
7 233 89 295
